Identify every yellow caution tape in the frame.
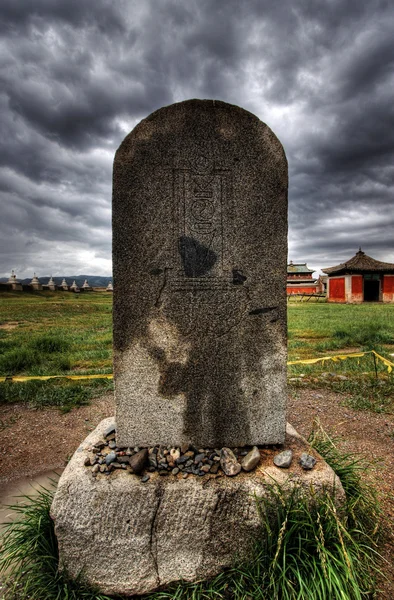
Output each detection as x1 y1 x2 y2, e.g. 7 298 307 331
288 350 394 373
0 350 393 382
0 374 113 383
371 350 393 373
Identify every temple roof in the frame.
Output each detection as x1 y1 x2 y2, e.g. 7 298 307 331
322 249 394 275
287 261 314 274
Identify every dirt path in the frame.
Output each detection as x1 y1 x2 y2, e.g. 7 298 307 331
0 394 114 485
0 389 393 598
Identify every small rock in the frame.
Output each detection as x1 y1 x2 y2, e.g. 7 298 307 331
180 443 190 454
105 451 117 466
117 456 131 464
108 440 116 449
134 446 140 453
106 432 116 442
299 453 317 470
273 450 293 469
194 453 205 464
141 474 150 483
159 470 169 476
220 448 241 477
172 467 180 475
94 440 106 450
84 456 91 467
99 464 107 473
210 463 220 474
148 455 158 468
182 472 188 479
185 459 193 467
184 450 195 459
103 423 116 438
200 464 211 473
126 448 133 456
111 462 123 469
213 455 221 462
241 446 261 472
170 448 180 461
91 464 100 473
129 449 149 474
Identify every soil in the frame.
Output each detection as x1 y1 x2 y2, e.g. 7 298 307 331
0 389 393 598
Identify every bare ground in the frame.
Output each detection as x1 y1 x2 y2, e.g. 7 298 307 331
0 389 393 598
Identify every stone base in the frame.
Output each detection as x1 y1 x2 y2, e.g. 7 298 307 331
51 418 344 597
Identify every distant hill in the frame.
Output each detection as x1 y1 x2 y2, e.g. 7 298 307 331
0 275 113 287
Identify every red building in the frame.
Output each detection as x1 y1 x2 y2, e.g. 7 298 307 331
322 249 394 303
286 261 319 295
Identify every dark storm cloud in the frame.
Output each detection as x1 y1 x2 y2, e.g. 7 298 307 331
0 0 393 277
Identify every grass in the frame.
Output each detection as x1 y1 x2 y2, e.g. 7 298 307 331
1 291 393 412
0 433 384 600
0 379 113 413
287 303 394 412
0 291 113 410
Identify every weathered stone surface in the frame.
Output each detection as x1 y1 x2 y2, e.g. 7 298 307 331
129 448 149 474
113 99 288 448
274 449 293 468
241 446 261 472
220 447 241 476
51 419 344 597
300 452 317 470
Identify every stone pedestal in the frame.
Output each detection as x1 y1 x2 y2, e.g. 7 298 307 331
51 418 344 597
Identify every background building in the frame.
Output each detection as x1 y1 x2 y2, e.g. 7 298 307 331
323 249 394 303
286 261 319 295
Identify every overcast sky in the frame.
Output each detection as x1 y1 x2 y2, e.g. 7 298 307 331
1 0 393 278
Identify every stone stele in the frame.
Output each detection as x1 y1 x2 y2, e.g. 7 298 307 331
113 99 288 448
51 418 345 597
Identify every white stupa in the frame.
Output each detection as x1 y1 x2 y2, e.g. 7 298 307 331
30 273 42 291
7 270 22 290
46 276 56 291
60 278 69 290
106 281 113 292
82 279 92 291
7 270 18 283
69 280 80 293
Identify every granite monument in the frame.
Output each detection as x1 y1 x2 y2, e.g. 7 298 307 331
113 99 288 448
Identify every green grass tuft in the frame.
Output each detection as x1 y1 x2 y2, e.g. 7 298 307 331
0 379 113 413
30 334 71 354
0 484 114 600
0 348 40 375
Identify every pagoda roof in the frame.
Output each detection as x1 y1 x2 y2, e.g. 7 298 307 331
322 249 394 275
287 261 314 274
287 279 318 285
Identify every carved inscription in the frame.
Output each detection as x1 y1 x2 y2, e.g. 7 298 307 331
171 156 233 290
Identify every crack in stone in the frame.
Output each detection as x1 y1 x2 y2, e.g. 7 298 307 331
149 486 164 586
